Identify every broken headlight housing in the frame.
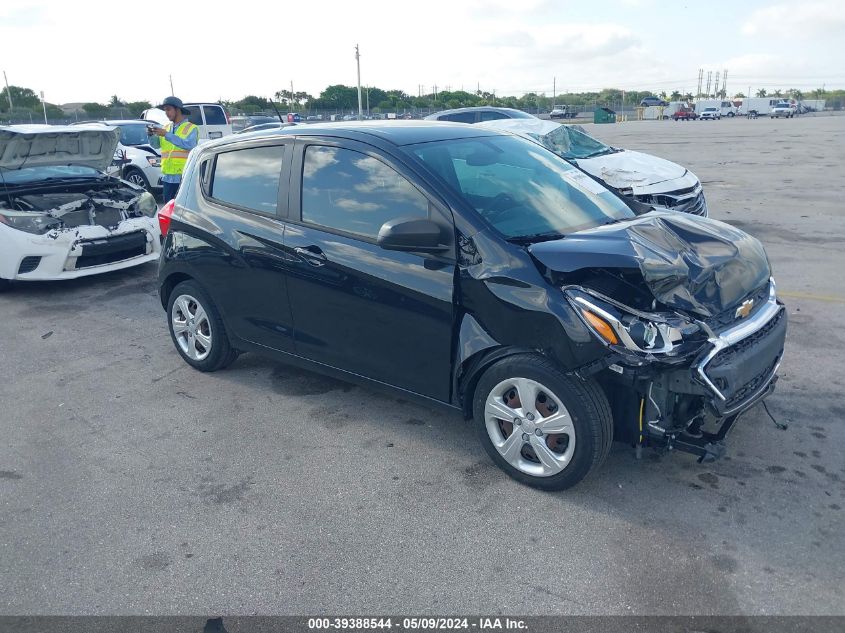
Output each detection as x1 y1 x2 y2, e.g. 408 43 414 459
564 286 706 358
133 191 158 218
0 211 63 235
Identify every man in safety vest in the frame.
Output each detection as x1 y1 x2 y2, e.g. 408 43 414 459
148 96 199 202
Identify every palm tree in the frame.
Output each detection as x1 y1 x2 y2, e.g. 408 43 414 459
772 89 783 98
670 91 682 101
756 88 767 98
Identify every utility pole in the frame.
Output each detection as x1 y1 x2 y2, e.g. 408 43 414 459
714 71 721 99
355 44 363 120
553 76 556 107
169 74 174 95
3 71 13 111
366 86 370 116
291 80 294 108
40 91 47 123
722 69 728 98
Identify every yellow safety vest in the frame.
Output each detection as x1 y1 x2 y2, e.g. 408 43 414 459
160 121 197 176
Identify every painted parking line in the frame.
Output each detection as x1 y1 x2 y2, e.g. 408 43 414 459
779 291 845 304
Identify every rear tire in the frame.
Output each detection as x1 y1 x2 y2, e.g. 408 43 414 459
0 278 10 292
167 280 238 372
472 354 613 490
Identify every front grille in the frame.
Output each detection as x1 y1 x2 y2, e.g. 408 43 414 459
708 308 786 370
636 188 707 216
18 256 41 274
723 358 779 410
75 231 148 269
707 283 772 331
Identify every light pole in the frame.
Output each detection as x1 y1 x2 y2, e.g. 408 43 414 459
355 44 363 121
40 91 47 124
3 71 13 112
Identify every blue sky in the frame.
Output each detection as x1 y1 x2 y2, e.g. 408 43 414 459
1 0 842 104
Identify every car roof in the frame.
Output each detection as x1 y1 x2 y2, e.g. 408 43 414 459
425 106 534 119
203 120 505 148
78 119 148 125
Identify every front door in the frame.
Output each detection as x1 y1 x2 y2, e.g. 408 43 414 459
282 140 456 402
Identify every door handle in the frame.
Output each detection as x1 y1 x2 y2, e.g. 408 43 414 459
293 246 328 267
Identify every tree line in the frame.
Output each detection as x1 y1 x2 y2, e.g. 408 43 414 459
3 83 843 123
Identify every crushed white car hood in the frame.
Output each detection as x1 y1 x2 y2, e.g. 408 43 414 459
477 119 695 193
574 150 688 190
0 124 120 172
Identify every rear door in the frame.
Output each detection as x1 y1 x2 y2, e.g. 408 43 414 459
281 138 457 401
194 141 296 352
201 104 232 140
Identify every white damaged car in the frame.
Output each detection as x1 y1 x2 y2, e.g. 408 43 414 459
477 118 708 217
0 124 161 289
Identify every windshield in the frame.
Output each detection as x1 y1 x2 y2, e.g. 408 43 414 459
705 108 717 112
118 124 153 147
534 125 613 160
0 164 102 185
409 135 633 240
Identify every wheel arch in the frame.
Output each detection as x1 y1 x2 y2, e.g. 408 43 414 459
159 271 194 309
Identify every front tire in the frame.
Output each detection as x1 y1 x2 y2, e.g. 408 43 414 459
123 167 151 191
472 354 613 490
167 280 238 372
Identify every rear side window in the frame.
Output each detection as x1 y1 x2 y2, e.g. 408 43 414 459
187 107 204 126
440 112 476 124
301 146 428 239
203 105 228 125
211 145 285 214
479 111 508 121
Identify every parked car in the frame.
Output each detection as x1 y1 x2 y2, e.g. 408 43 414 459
287 112 302 123
0 124 160 289
770 102 796 118
157 122 785 489
424 107 535 124
672 108 698 121
700 107 721 120
230 115 280 133
142 102 232 142
549 105 577 119
72 119 162 192
640 96 669 107
478 118 708 216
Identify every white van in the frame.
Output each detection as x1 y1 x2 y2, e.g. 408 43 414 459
142 102 232 143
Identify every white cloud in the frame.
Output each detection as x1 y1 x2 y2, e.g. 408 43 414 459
742 2 845 38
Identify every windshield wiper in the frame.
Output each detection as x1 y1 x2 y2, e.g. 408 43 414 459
508 231 567 245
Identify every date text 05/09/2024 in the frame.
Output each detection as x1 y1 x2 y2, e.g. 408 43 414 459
307 618 528 630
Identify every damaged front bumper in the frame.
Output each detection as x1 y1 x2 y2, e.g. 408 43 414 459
0 218 161 281
593 282 787 462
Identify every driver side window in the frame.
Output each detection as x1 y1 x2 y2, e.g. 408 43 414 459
301 146 429 240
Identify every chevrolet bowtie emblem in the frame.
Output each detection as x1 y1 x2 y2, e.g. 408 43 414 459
735 299 754 319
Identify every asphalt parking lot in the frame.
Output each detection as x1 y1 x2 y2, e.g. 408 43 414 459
1 114 843 616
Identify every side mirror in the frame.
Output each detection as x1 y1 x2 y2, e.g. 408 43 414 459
377 218 447 253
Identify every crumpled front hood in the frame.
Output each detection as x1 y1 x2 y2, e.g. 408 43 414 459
0 124 120 172
575 150 689 191
529 212 771 317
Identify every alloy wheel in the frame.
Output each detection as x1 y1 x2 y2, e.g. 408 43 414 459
171 294 213 361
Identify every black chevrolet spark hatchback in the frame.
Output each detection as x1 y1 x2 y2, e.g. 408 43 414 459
158 122 786 490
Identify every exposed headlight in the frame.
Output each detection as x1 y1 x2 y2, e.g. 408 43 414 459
146 156 161 167
0 211 63 235
133 192 158 218
564 286 705 357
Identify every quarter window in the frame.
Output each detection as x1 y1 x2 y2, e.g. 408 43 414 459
211 145 286 214
301 146 429 239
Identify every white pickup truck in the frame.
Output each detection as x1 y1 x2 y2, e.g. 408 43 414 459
770 102 797 118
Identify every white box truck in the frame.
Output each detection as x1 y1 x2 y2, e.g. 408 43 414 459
695 99 739 117
738 98 781 116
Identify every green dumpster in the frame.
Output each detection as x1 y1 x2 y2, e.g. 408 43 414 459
594 107 616 124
